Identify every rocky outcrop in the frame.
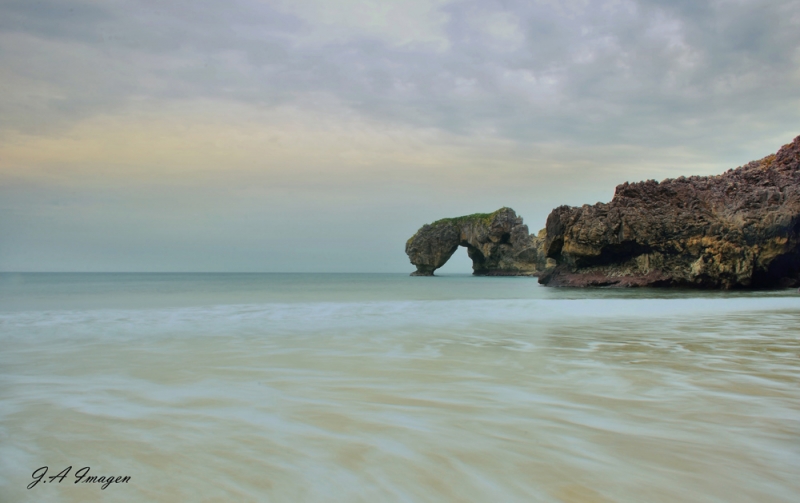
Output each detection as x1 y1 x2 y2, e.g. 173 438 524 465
539 136 800 288
405 208 549 276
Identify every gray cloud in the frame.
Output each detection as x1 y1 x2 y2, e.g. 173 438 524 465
2 0 797 151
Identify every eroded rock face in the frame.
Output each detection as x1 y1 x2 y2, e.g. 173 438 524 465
540 136 800 288
405 208 548 276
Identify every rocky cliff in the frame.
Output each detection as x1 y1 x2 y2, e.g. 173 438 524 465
540 135 800 288
405 208 549 276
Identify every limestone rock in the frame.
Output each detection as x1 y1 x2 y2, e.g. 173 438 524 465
540 135 800 288
406 208 549 276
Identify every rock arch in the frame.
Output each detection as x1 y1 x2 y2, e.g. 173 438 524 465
405 208 548 276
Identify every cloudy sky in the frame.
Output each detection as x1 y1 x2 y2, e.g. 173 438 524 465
1 0 798 272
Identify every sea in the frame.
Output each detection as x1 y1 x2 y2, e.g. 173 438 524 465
1 273 799 502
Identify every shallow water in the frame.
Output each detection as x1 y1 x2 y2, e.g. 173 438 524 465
1 273 799 502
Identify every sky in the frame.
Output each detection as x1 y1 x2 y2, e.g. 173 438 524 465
1 0 798 272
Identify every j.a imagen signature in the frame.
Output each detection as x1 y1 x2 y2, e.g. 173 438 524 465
28 466 131 490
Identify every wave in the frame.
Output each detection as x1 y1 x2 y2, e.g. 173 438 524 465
2 297 799 341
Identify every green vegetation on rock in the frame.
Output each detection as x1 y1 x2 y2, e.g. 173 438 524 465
428 208 510 228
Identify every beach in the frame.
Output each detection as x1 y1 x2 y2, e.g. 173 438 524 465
1 273 799 502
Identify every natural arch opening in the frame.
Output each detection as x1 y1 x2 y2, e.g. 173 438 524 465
433 244 478 275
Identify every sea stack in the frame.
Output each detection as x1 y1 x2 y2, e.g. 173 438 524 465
405 207 549 276
539 135 800 288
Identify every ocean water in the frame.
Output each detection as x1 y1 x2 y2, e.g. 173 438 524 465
1 273 799 502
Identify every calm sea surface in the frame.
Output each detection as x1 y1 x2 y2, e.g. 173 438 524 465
1 273 799 502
